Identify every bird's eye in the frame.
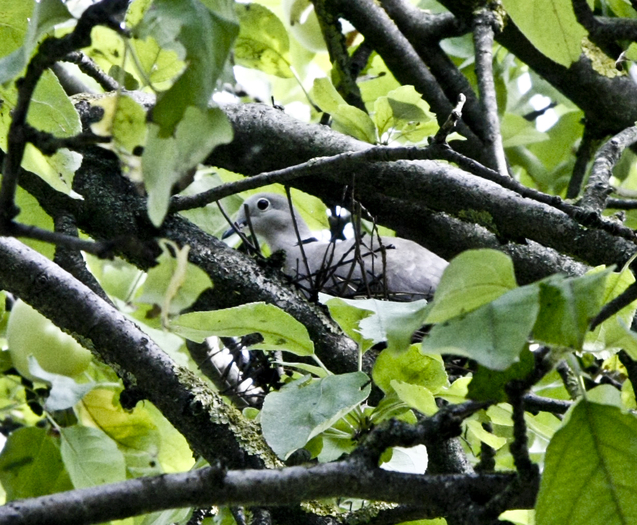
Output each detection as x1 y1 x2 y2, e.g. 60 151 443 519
257 198 270 211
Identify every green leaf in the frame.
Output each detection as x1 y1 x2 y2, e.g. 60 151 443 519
0 0 73 84
90 94 148 156
390 380 437 416
261 372 371 459
0 427 72 501
372 345 447 394
426 249 518 324
142 105 233 226
136 0 239 135
172 302 315 356
310 77 376 143
0 69 82 195
500 0 588 67
467 347 535 402
501 113 550 148
136 240 213 316
465 420 507 450
373 85 437 143
320 295 376 351
60 426 126 489
323 296 429 353
585 266 637 355
536 401 637 525
422 283 540 370
235 3 293 78
534 269 611 350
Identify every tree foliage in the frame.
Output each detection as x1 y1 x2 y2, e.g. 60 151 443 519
2 0 637 524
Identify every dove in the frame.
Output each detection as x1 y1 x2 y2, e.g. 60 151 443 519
227 193 448 301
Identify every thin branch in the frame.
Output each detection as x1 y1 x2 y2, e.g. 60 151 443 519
61 50 120 92
590 280 637 331
580 125 637 212
312 0 365 110
2 221 115 257
472 8 509 176
22 124 111 155
566 125 598 199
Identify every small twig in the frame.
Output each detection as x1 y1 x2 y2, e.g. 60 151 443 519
590 280 637 331
505 381 537 479
2 221 115 258
431 93 466 144
566 125 598 199
352 400 489 467
23 124 111 155
580 125 637 212
472 8 509 176
61 51 120 92
284 188 315 293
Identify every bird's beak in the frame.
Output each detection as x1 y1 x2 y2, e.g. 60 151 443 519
222 221 244 240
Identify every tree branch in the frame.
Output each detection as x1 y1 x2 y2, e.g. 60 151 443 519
472 8 508 176
0 463 527 525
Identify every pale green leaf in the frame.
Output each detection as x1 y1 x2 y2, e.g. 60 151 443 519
0 70 82 195
323 296 429 353
422 283 540 370
90 94 148 155
501 113 549 148
0 0 73 84
143 106 233 226
500 0 588 67
426 249 518 324
536 401 637 525
0 427 72 501
171 302 315 356
235 3 293 78
136 240 213 316
585 266 637 354
390 380 437 415
26 357 95 412
261 372 370 459
465 419 507 450
60 426 126 489
372 345 448 394
136 0 239 134
373 85 436 142
534 269 611 350
310 77 376 143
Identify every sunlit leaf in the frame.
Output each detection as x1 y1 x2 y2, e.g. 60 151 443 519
235 3 293 78
172 302 315 356
536 401 637 525
426 249 518 324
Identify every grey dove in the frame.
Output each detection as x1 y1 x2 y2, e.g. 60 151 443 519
228 193 448 301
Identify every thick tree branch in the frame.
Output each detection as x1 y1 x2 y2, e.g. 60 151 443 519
0 463 527 525
0 237 277 471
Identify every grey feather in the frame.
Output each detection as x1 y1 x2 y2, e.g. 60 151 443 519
231 193 448 300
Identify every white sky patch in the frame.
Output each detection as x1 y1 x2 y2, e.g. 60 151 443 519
530 94 558 132
517 72 532 94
